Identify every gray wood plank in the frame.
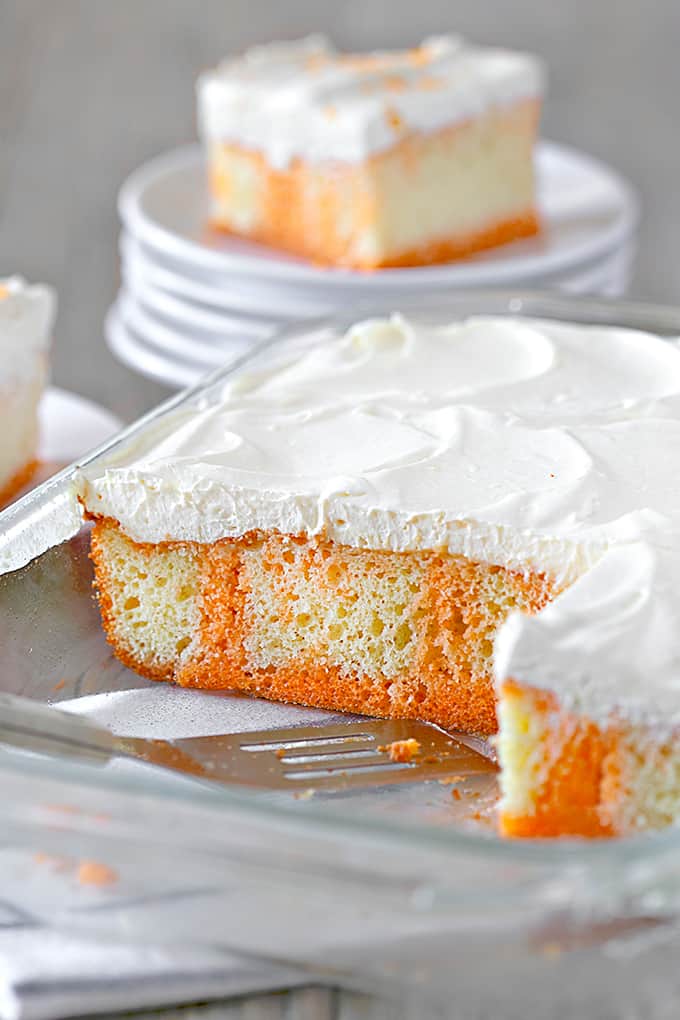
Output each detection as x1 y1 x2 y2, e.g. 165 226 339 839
284 986 336 1020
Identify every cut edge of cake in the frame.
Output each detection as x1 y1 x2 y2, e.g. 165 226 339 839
89 517 556 737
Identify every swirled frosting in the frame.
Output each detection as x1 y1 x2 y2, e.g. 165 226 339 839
0 276 54 384
197 35 544 168
80 311 680 580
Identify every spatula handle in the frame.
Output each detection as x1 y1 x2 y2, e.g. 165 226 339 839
0 692 117 763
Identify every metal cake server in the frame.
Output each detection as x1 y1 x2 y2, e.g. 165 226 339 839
0 692 495 791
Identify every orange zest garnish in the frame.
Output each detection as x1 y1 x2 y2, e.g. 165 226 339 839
385 105 405 132
77 859 118 886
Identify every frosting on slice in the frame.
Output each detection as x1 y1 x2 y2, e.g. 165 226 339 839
0 276 55 385
197 35 544 168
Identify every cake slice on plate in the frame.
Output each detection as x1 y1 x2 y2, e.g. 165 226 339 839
198 35 544 269
0 277 54 507
79 313 680 838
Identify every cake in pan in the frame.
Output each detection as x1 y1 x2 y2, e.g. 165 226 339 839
197 35 543 269
0 277 54 507
80 313 680 838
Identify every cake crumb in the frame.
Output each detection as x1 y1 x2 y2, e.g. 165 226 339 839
451 788 462 801
542 942 562 959
51 678 66 692
384 106 405 133
294 788 316 800
378 738 421 763
77 859 118 887
439 775 464 785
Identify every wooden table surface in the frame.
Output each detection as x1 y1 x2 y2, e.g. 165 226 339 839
95 990 402 1020
1 1 680 1016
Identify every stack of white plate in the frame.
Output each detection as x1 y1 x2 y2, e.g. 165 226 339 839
109 142 639 388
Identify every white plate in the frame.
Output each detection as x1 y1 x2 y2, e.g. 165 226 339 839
121 228 638 323
40 388 122 463
121 237 637 343
122 265 277 337
122 248 633 350
117 291 258 368
106 304 210 389
119 143 639 290
120 235 300 321
120 232 350 320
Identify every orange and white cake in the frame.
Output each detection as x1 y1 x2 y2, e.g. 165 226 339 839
0 277 54 507
78 313 680 838
197 36 544 269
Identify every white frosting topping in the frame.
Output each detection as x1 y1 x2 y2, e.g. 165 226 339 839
80 313 679 571
0 276 55 384
79 312 680 725
197 35 544 168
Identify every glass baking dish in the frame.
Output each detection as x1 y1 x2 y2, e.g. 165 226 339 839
3 292 680 1019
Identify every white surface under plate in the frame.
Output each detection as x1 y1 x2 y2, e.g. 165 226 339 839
118 142 639 291
39 387 122 463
